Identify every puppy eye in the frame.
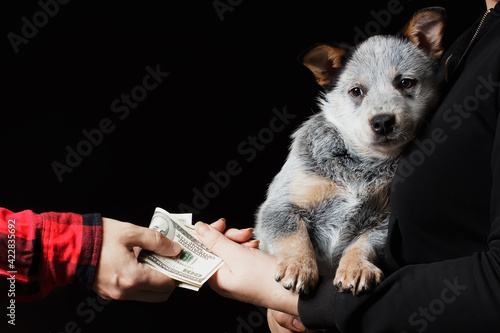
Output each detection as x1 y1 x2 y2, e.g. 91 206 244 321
349 87 363 97
399 78 416 89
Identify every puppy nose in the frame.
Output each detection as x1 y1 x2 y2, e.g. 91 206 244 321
371 115 396 135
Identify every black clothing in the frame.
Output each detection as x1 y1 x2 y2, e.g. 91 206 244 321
298 4 500 332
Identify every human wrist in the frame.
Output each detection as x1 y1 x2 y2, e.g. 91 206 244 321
253 255 300 316
268 286 300 316
76 213 103 290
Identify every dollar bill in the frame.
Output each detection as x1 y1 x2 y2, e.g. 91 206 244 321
139 207 224 291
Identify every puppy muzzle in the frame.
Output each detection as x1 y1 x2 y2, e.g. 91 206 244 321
371 114 395 136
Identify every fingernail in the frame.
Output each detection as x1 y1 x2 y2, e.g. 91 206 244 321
292 317 306 331
245 227 254 233
218 218 226 223
171 242 181 253
249 240 260 248
195 222 210 237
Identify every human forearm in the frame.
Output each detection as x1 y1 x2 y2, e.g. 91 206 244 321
195 221 300 315
0 208 102 301
299 248 500 332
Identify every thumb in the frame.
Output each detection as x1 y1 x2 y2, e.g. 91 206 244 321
195 222 241 262
269 309 306 332
127 224 182 257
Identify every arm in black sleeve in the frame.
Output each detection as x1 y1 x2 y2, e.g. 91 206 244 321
300 250 500 332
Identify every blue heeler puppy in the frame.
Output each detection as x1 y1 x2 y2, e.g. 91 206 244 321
255 8 446 295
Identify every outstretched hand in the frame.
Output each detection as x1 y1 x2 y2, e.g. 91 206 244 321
194 221 300 315
92 217 258 303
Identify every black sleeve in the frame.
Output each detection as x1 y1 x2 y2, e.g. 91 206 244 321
299 252 500 332
298 101 500 333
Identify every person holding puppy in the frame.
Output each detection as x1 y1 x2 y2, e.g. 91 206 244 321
195 0 500 332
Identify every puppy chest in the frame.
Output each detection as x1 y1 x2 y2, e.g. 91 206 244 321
289 170 388 210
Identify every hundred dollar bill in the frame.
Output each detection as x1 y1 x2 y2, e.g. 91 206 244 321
139 208 224 291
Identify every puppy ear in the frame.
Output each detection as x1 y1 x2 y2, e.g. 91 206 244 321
403 7 446 59
301 44 345 86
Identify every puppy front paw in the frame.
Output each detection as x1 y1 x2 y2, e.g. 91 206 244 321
334 255 384 296
275 254 318 294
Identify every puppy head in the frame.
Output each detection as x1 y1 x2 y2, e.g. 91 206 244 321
302 7 446 160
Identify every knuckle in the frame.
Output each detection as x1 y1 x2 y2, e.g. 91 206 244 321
152 229 165 247
273 311 286 325
107 288 126 300
206 233 222 251
122 223 141 242
117 275 138 291
151 229 177 255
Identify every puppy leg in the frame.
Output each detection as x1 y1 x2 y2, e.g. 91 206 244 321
334 231 384 295
272 220 318 294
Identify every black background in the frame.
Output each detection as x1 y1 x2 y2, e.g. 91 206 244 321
1 0 485 332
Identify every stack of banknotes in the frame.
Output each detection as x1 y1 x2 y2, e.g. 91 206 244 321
139 207 224 291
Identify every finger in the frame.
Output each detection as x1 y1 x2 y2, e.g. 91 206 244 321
126 224 181 257
269 309 306 332
224 228 254 243
195 222 243 263
268 309 295 333
207 219 256 244
209 218 227 233
241 240 260 249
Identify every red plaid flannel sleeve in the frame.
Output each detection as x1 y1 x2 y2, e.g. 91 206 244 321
0 208 102 302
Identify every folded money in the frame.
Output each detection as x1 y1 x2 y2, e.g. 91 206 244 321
139 207 224 291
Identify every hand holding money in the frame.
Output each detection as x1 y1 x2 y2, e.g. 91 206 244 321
139 208 224 291
93 217 182 302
